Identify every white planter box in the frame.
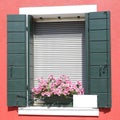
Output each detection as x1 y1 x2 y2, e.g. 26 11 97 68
73 95 97 108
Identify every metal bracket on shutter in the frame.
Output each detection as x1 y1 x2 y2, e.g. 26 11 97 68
102 64 108 74
99 65 102 77
10 65 14 79
99 64 108 77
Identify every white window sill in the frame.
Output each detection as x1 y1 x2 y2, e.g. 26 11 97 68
18 95 99 116
18 106 99 116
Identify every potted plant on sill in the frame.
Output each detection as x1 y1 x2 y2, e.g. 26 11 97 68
32 75 84 107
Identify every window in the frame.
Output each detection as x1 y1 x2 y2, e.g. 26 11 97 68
7 6 111 115
33 20 85 88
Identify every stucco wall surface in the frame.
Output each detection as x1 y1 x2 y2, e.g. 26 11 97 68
0 0 120 120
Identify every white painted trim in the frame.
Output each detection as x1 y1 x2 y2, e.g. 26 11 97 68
19 5 97 18
18 107 99 116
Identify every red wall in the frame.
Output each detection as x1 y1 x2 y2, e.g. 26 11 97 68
0 0 120 119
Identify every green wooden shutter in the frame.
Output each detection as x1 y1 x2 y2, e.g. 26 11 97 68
7 15 27 106
85 11 111 108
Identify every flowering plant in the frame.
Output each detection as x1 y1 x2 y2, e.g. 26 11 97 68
32 75 84 99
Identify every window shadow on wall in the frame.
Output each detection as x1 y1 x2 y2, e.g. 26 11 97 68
8 107 18 111
100 108 111 114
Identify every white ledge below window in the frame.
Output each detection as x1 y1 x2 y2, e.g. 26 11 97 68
18 95 99 116
18 107 99 116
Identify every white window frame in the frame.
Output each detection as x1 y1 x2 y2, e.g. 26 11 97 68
19 5 99 116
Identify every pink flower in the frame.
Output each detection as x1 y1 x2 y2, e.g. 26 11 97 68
48 75 56 81
32 75 84 98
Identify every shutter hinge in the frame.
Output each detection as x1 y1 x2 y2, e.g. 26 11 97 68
26 27 28 31
26 85 29 90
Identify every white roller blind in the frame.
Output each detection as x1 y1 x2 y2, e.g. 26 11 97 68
33 21 85 87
